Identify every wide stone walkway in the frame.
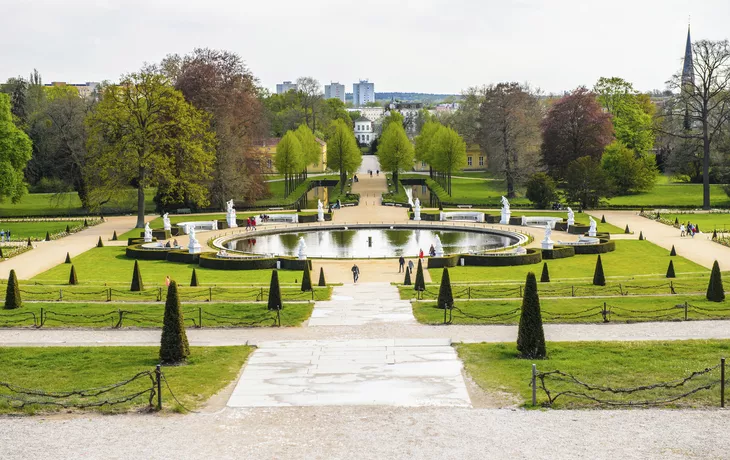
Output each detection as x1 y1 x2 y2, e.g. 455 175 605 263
227 338 470 408
308 283 415 326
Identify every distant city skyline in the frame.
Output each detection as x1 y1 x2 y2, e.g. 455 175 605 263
2 1 729 95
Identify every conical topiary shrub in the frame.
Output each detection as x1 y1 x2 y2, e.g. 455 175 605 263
404 267 412 285
696 224 700 233
64 252 71 264
4 269 22 310
674 217 679 225
301 263 312 292
96 236 104 248
68 265 79 285
593 255 606 286
712 230 718 240
437 267 453 309
414 259 426 292
638 231 644 241
601 215 606 224
268 270 282 311
45 231 51 242
112 230 118 241
670 245 676 256
516 272 546 359
65 224 71 233
0 247 3 258
666 260 676 278
706 260 725 302
318 267 326 287
624 225 630 234
540 262 550 283
159 281 190 364
27 237 32 247
130 260 143 292
190 268 199 287
83 219 88 227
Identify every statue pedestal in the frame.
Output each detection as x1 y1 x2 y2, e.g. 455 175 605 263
144 236 152 243
227 213 237 228
500 210 511 225
317 210 324 222
541 240 554 250
588 230 597 237
567 218 575 227
413 209 421 221
188 243 202 254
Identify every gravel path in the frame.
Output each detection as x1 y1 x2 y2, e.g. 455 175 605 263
2 407 728 460
2 319 730 346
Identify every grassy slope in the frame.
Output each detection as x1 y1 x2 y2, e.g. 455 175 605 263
656 212 730 232
0 346 252 414
0 221 83 239
457 340 728 408
607 183 730 208
0 188 156 217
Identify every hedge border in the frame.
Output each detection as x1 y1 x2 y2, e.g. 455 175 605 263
541 246 576 259
197 253 313 270
125 244 172 260
427 248 543 268
572 238 616 254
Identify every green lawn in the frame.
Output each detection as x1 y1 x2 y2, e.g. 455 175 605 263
31 247 324 286
451 171 495 179
607 183 730 208
413 295 729 325
426 240 707 283
0 188 156 217
0 346 252 414
653 212 730 232
118 214 227 240
0 301 313 328
457 340 728 408
0 220 83 240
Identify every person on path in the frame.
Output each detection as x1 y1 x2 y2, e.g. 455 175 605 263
251 216 257 231
429 244 436 257
419 249 424 259
679 224 685 237
398 256 405 273
6 229 10 241
246 217 251 231
376 170 379 176
408 259 414 272
351 263 360 283
165 276 171 287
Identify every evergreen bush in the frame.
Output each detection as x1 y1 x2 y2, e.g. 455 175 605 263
66 224 71 233
45 231 50 241
670 245 676 256
4 269 22 310
301 264 312 292
706 260 725 302
540 262 550 282
268 270 283 310
84 219 88 227
65 252 71 264
112 230 118 241
0 248 3 258
600 215 606 224
666 260 676 278
638 231 644 240
516 272 546 359
437 267 453 309
159 281 190 364
68 265 79 285
593 255 606 286
624 225 630 234
26 237 32 247
130 260 143 291
712 230 718 240
404 267 412 285
190 268 199 287
97 236 104 248
674 217 679 225
318 267 326 286
414 259 426 292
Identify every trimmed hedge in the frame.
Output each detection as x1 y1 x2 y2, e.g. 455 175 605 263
166 250 200 264
461 248 542 267
426 255 459 269
567 225 590 235
409 212 439 221
127 237 156 246
139 229 171 240
197 253 312 271
571 239 616 255
125 244 172 260
541 246 575 259
298 213 333 223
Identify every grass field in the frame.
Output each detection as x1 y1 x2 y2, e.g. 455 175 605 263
0 301 313 328
118 214 227 240
0 188 156 217
0 220 84 240
457 340 728 408
0 346 252 414
429 209 624 234
413 295 729 325
425 240 707 283
31 247 325 286
607 183 730 208
652 212 730 232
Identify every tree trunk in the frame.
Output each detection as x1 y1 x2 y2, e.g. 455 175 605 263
136 184 145 228
703 122 711 210
394 170 398 193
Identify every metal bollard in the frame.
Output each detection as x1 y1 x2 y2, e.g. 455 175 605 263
199 307 203 328
155 364 162 411
721 358 726 408
532 364 537 406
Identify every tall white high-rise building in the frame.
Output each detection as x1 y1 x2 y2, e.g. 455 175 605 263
324 82 346 103
352 80 375 106
276 81 298 94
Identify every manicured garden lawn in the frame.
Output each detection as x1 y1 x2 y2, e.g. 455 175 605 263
427 240 707 283
0 220 83 239
0 188 156 217
0 346 252 413
607 183 730 208
0 301 313 328
456 340 728 408
451 171 495 179
655 212 730 232
31 247 320 286
413 295 728 325
118 214 227 240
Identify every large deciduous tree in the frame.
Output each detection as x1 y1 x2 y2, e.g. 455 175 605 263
563 156 613 209
479 82 542 198
429 125 467 195
326 119 362 192
414 120 441 178
377 120 414 192
274 131 304 196
594 77 655 154
85 68 216 228
601 140 657 194
541 87 613 179
0 93 32 203
297 77 323 132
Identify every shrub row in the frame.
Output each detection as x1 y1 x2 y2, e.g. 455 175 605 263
541 246 575 259
572 238 616 254
198 253 312 270
426 248 543 269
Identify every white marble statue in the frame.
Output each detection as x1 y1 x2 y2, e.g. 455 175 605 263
226 199 238 228
521 216 527 226
588 216 597 237
297 237 307 260
541 222 554 250
413 198 421 221
143 222 153 243
434 235 444 257
499 196 511 224
188 225 202 254
317 199 325 222
567 207 575 227
162 213 171 231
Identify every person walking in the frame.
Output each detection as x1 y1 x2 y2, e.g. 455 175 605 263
408 259 414 273
351 263 360 283
165 275 171 287
419 249 424 259
251 216 257 231
679 223 686 237
398 256 405 273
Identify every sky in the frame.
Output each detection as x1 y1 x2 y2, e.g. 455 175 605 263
1 0 729 95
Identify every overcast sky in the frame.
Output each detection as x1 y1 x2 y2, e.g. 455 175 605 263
2 0 728 95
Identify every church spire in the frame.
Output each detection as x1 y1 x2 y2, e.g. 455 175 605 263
682 24 694 87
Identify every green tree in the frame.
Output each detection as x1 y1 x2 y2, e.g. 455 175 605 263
0 93 32 203
706 260 725 302
326 119 361 192
593 255 606 286
594 77 655 154
540 262 550 282
564 156 613 209
403 267 412 285
85 68 216 228
4 269 22 309
381 111 404 134
301 263 312 292
414 258 426 292
190 268 199 287
525 172 558 209
601 141 657 194
68 265 79 285
516 272 546 359
130 260 143 291
377 122 414 192
295 123 322 171
318 267 326 286
666 260 676 278
274 131 304 196
437 267 454 309
159 281 190 364
268 270 283 310
429 125 467 194
414 120 440 177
